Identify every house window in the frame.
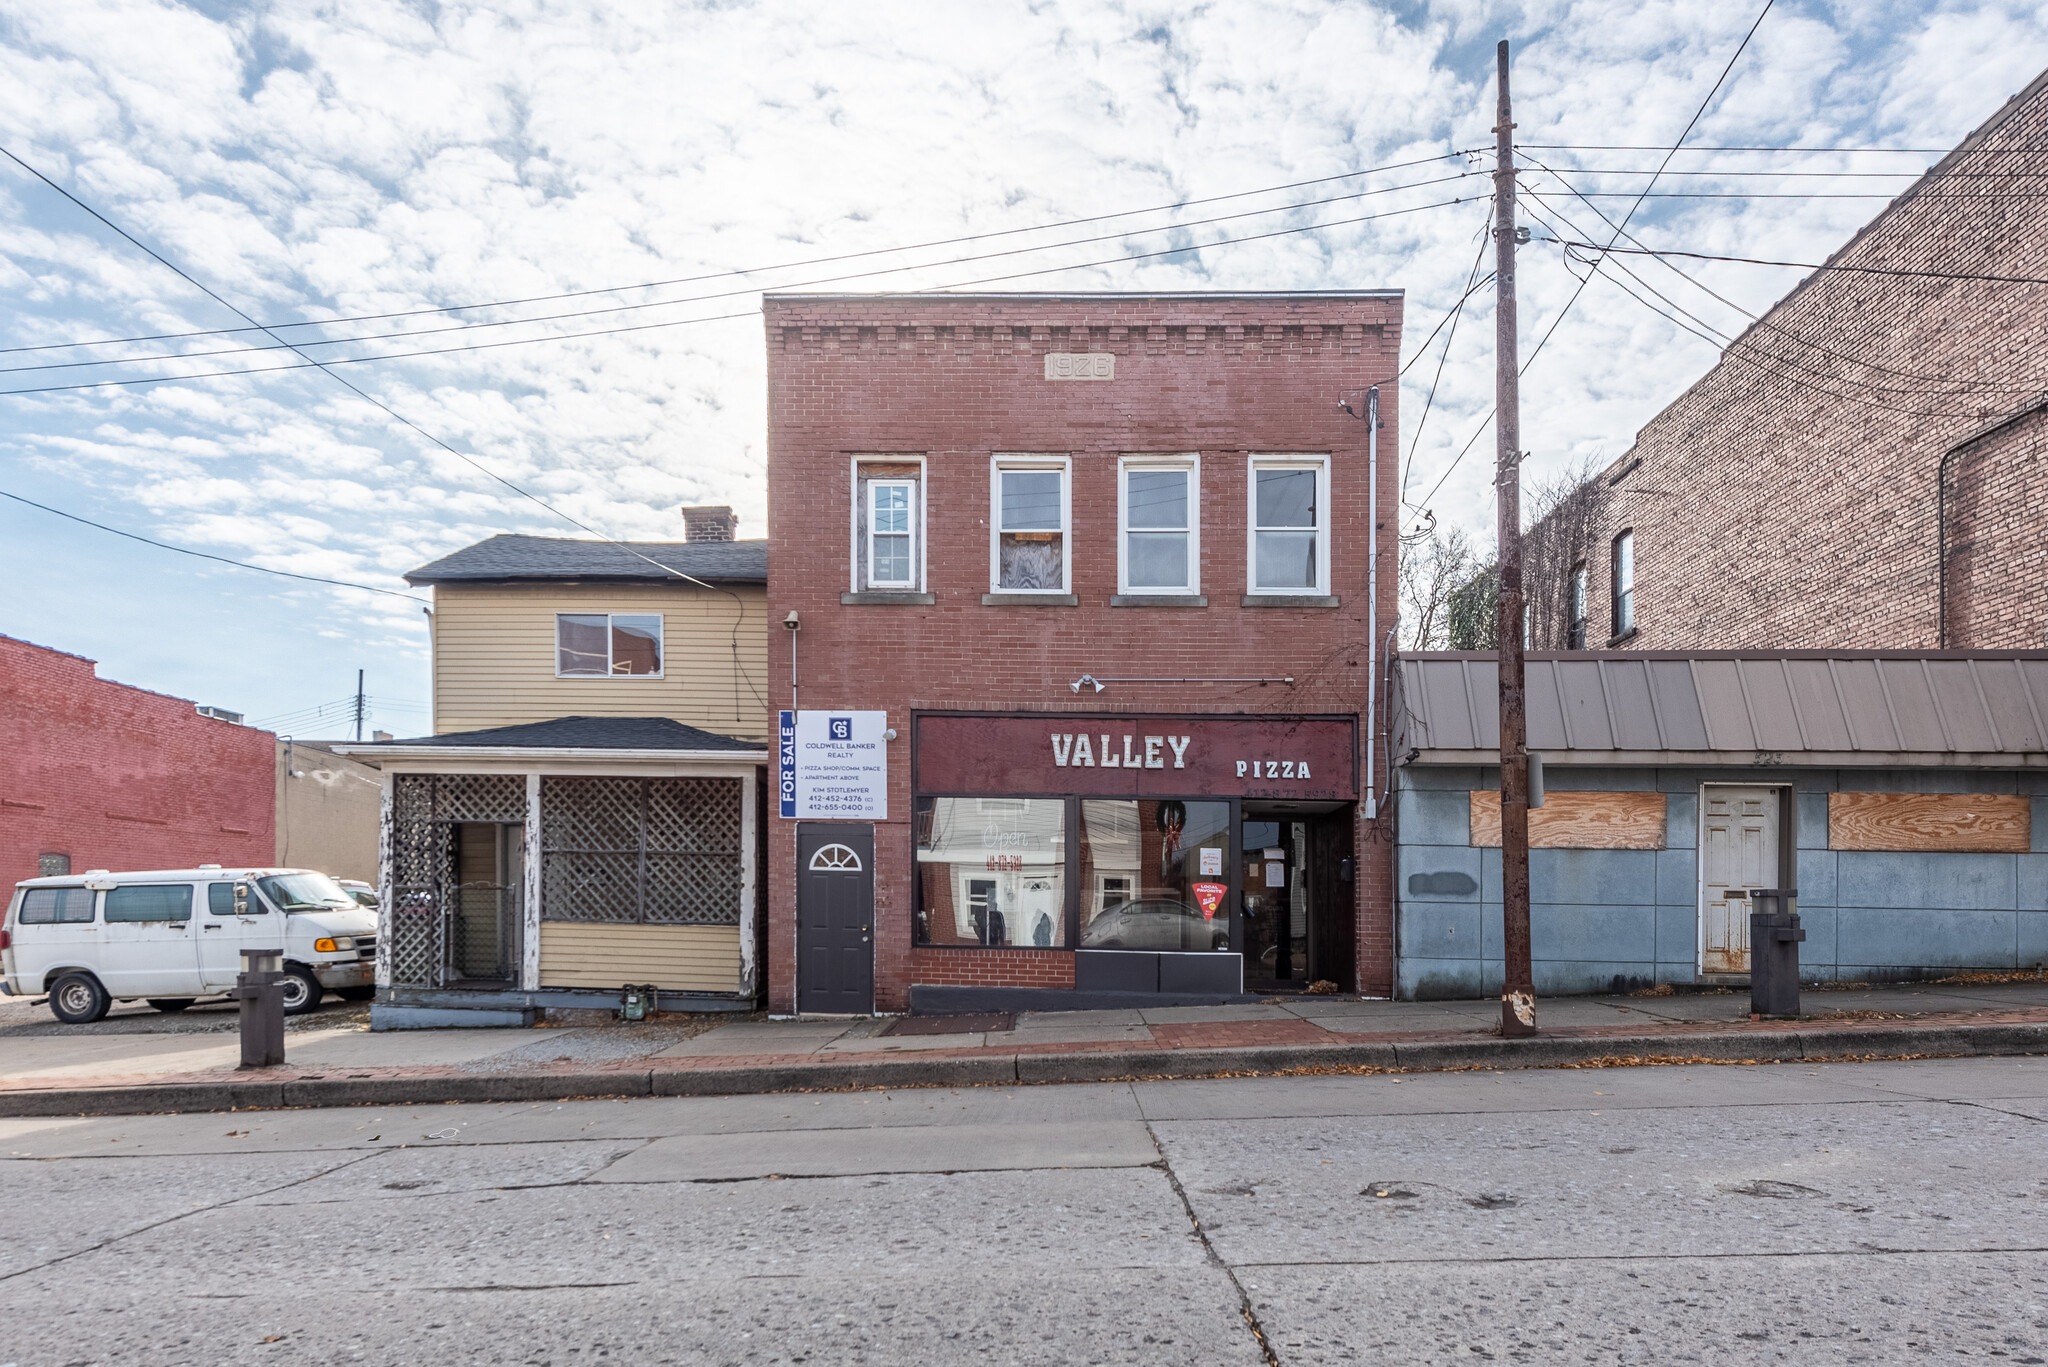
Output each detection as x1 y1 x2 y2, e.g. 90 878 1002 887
1248 458 1329 594
556 613 664 677
853 460 923 592
1568 562 1589 649
991 458 1069 593
1120 458 1199 594
1611 530 1635 637
37 852 70 878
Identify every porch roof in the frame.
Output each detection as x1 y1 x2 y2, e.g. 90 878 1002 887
334 715 767 764
1390 651 2048 768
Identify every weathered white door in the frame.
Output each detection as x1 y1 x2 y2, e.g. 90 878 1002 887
1699 786 1779 974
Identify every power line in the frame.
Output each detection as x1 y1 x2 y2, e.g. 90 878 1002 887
0 195 1476 398
1517 157 2048 398
1518 197 1987 419
0 168 1485 377
1530 239 2048 289
1519 0 1775 376
0 488 427 600
1405 0 1776 516
1 150 1485 358
1402 218 1493 505
3 143 773 713
1521 143 1983 154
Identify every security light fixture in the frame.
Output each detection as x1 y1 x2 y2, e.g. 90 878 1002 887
783 610 801 631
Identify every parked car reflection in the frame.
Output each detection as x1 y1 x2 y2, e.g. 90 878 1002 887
1080 897 1228 952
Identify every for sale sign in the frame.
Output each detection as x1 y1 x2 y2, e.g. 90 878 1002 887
782 710 888 819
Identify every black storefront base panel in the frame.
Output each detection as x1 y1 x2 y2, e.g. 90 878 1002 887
910 984 1258 1015
917 950 1248 1013
1078 949 1243 995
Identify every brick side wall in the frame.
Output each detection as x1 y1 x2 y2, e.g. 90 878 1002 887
0 635 276 890
766 294 1404 1012
1525 69 2048 652
1943 407 2048 648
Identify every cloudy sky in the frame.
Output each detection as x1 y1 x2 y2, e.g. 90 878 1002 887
2 0 2045 735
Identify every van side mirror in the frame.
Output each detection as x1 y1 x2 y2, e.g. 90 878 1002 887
234 882 250 915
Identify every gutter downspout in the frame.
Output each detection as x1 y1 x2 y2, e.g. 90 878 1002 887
1365 385 1381 819
1936 393 2048 649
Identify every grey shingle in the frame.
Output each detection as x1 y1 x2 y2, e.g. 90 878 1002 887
406 534 765 586
368 716 763 752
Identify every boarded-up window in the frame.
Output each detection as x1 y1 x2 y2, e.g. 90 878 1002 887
1469 790 1667 849
541 777 742 925
1827 792 2030 852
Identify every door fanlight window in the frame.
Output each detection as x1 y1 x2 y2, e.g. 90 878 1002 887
809 843 864 871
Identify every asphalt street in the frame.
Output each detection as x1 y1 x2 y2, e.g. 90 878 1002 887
2 1055 2046 1365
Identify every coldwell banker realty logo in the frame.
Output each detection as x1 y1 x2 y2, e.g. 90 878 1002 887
780 710 888 820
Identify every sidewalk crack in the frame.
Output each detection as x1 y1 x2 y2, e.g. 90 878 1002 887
1144 1117 1281 1367
0 1147 386 1284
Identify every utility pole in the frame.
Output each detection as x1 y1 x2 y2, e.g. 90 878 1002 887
1492 39 1537 1038
353 669 365 744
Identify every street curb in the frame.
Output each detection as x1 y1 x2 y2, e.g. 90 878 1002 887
5 1019 2044 1117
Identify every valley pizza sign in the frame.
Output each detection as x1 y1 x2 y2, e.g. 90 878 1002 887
912 713 1357 801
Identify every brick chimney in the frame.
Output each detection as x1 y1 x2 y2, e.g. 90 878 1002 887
680 505 738 542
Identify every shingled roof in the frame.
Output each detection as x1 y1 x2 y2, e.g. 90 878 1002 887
348 716 763 753
405 534 765 586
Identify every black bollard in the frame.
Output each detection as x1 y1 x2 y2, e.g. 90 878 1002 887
1748 889 1805 1020
236 947 287 1068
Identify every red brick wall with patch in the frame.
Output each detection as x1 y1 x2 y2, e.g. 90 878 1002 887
765 292 1404 1013
1522 68 2048 652
0 635 275 891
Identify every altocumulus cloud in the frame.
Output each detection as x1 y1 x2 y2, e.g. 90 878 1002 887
0 0 2045 721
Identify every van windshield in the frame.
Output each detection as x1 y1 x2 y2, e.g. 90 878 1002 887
255 872 358 912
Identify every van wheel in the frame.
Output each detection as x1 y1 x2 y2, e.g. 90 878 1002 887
279 966 325 1015
148 998 196 1013
50 974 111 1025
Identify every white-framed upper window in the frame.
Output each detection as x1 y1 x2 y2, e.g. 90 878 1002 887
868 481 915 587
1118 456 1199 595
850 458 924 592
1246 456 1330 594
990 456 1070 593
556 613 664 677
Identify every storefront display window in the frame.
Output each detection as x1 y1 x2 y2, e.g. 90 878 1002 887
914 797 1067 947
1078 799 1231 952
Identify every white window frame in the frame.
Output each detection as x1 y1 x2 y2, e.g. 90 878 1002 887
553 612 666 679
847 456 926 593
1245 455 1331 596
1117 455 1200 596
988 455 1071 595
867 481 917 588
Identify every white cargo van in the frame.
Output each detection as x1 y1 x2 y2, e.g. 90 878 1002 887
1 867 377 1024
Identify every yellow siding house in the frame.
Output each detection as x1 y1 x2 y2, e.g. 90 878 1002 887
338 510 770 1025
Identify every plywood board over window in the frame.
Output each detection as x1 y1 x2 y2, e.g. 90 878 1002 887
1828 792 2031 853
1469 791 1667 849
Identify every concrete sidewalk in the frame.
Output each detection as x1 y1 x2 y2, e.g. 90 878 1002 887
3 978 2046 1116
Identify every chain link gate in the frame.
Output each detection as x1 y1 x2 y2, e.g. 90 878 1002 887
389 774 527 987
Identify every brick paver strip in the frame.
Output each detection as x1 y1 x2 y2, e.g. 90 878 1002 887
2 1004 2044 1117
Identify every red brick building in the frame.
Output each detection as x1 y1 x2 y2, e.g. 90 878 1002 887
1522 66 2048 653
0 635 274 889
765 291 1403 1013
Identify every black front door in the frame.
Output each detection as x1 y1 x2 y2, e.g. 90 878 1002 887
796 824 874 1014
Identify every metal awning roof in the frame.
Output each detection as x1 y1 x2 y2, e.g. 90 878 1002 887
1391 652 2048 767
